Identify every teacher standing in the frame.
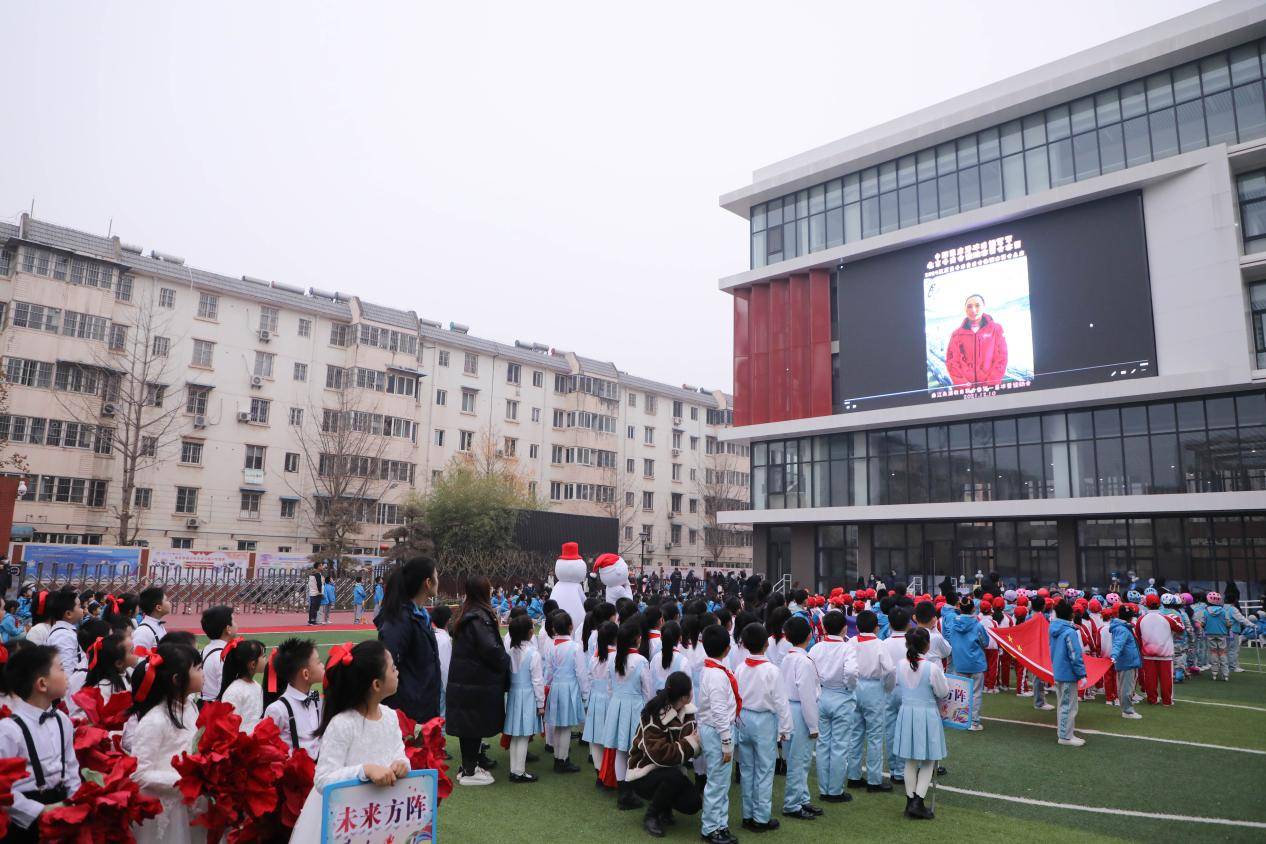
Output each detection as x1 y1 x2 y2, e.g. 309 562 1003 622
446 575 509 786
376 556 443 723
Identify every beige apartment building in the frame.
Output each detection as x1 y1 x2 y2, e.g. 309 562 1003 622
0 214 751 572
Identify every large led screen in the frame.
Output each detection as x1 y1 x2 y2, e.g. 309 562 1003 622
836 191 1155 412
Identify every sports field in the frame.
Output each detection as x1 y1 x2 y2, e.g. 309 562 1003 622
216 628 1266 842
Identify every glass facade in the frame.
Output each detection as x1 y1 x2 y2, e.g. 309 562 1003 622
1238 169 1266 254
751 390 1266 509
1253 281 1266 369
751 39 1266 268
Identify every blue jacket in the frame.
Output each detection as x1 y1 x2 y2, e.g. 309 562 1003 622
1050 618 1086 682
0 614 22 643
374 584 384 604
944 613 988 674
352 584 367 604
322 583 336 606
1108 618 1141 671
1201 605 1230 636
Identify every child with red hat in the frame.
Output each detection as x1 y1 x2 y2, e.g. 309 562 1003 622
1137 593 1182 705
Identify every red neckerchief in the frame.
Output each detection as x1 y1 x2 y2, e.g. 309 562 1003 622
627 648 640 655
856 634 877 642
648 631 661 639
743 656 767 667
704 657 742 717
821 636 843 643
553 637 570 645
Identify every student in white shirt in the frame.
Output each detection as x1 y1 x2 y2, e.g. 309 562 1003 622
217 638 265 731
880 606 913 785
650 621 689 693
809 610 857 802
845 610 896 792
697 625 739 844
132 587 170 654
45 590 85 678
735 623 791 833
780 615 823 821
198 605 236 706
25 590 53 646
430 604 453 716
262 638 326 758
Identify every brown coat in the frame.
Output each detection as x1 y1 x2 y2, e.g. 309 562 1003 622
625 703 699 782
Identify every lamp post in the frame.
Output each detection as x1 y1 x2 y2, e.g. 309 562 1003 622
639 530 650 582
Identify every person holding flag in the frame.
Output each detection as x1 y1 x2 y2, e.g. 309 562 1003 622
1049 601 1086 747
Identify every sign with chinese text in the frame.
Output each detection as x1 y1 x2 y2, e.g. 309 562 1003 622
149 549 250 577
321 768 438 843
939 672 973 731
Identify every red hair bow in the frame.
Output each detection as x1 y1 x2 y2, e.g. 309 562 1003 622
222 637 243 661
135 653 164 702
104 594 122 615
265 647 279 693
36 591 48 617
134 645 155 660
325 642 355 673
87 636 104 669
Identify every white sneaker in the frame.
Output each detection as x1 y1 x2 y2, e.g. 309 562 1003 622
1017 691 1033 697
1058 736 1086 747
458 767 495 786
968 724 984 732
1233 667 1245 673
1121 711 1142 720
1037 703 1055 711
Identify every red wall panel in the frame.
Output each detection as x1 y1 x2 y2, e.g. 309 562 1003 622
788 274 811 420
808 269 833 417
732 290 751 427
749 284 771 425
768 279 790 423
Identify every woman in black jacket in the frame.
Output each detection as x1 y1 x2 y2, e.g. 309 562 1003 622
375 556 443 723
446 575 509 785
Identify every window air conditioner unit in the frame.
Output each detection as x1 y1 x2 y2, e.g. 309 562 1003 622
193 415 207 429
101 402 117 417
671 448 680 457
185 517 200 529
250 375 264 388
663 542 673 550
257 329 271 343
672 416 682 425
236 411 251 423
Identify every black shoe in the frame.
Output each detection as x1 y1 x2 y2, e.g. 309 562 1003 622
695 772 707 793
781 807 817 820
846 777 866 789
659 811 676 826
553 757 581 774
910 794 934 819
801 803 823 816
742 818 780 832
477 755 497 770
820 792 853 803
644 812 666 838
525 751 540 763
904 796 917 818
699 829 739 844
774 758 787 776
866 781 893 793
509 772 538 783
935 765 948 777
617 785 645 811
544 744 554 755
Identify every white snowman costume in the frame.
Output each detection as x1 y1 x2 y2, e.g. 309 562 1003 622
552 542 588 639
594 553 633 604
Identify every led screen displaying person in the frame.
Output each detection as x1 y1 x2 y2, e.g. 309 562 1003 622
945 294 1008 387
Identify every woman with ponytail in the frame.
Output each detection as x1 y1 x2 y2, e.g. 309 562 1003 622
600 620 653 810
447 576 509 786
375 556 442 725
288 640 411 840
892 627 948 820
581 620 618 783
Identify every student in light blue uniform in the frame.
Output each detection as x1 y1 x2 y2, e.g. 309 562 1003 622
735 623 791 833
880 607 913 783
372 577 384 615
504 615 545 783
697 624 740 844
893 627 949 820
544 611 589 772
602 622 654 812
845 610 896 791
780 615 823 820
320 578 336 625
808 610 856 803
582 621 617 782
352 577 367 625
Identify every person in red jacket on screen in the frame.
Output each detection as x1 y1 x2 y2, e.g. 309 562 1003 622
945 294 1008 387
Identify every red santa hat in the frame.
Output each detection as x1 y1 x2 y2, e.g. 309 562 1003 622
593 553 622 571
1144 593 1160 609
982 593 994 603
558 542 582 560
1014 605 1029 618
1088 599 1103 613
829 594 846 608
830 587 845 598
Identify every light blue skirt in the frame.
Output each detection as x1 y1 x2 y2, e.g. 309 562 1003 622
600 694 643 752
893 701 947 761
504 686 541 737
546 678 586 727
581 688 610 744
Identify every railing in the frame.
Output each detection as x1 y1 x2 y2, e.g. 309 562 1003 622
772 574 791 595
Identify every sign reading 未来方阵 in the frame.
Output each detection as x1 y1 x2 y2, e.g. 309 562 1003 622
939 672 974 731
321 769 438 843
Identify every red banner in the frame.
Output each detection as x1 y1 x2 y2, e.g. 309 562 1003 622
987 614 1112 691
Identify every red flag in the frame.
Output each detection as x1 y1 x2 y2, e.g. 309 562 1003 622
987 614 1112 691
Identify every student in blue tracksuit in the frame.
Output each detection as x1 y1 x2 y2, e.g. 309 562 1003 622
1049 601 1086 746
372 576 385 615
321 578 336 624
351 577 368 625
943 596 989 730
1109 604 1142 718
1197 592 1233 681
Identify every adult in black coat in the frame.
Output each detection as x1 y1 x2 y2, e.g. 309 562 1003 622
446 575 509 782
376 556 443 724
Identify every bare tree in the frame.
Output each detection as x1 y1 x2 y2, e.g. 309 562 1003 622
0 375 30 475
457 428 534 496
695 448 752 568
597 464 639 556
287 389 396 569
53 293 186 544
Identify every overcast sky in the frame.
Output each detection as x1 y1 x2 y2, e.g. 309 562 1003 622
0 0 1211 390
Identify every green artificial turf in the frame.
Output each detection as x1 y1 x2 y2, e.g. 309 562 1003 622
200 628 1266 842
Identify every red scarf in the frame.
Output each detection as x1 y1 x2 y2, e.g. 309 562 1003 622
743 657 766 667
553 637 570 646
821 636 843 643
855 634 877 642
704 657 742 717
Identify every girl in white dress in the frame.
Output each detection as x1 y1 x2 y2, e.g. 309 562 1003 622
289 640 412 841
217 638 265 731
130 641 206 844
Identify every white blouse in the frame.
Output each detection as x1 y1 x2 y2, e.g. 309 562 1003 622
131 700 204 844
221 679 263 731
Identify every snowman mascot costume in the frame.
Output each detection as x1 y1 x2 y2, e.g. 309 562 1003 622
594 553 633 604
552 542 589 639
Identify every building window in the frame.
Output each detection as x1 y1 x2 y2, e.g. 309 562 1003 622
434 429 446 447
183 386 207 416
298 318 311 337
463 352 478 375
191 339 214 368
293 362 308 382
531 407 541 423
115 275 133 301
150 336 170 357
645 395 657 414
197 292 219 320
175 486 199 514
461 389 477 413
629 392 637 407
690 406 699 421
644 426 655 445
624 525 633 541
506 399 518 420
140 436 157 457
258 306 279 333
158 288 176 308
627 425 635 439
171 537 193 549
504 437 517 457
249 398 270 424
642 525 654 542
436 389 447 406
134 487 152 509
289 407 304 426
244 444 266 470
644 458 655 477
240 491 262 519
671 492 683 513
254 352 275 378
459 430 474 451
689 528 698 544
280 499 297 519
532 370 544 387
672 463 682 481
325 365 346 390
671 524 682 544
626 491 635 507
529 443 539 459
672 400 684 418
642 491 654 510
506 363 521 384
107 324 127 351
236 540 257 551
284 452 300 472
330 323 352 347
180 440 203 465
438 350 450 367
672 430 683 449
1253 282 1266 368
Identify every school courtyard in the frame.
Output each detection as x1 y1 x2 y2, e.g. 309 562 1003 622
218 623 1266 843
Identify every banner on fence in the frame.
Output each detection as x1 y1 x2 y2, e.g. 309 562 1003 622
15 544 141 577
321 768 438 842
254 552 313 573
147 549 250 576
939 672 974 731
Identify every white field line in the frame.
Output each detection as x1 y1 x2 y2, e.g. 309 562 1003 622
1173 697 1266 712
979 715 1266 755
936 784 1266 829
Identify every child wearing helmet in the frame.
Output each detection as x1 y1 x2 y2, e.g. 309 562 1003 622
1196 593 1232 681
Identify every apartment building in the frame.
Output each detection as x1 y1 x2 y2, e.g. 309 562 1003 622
0 214 751 572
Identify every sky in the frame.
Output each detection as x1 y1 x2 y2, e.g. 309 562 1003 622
0 0 1213 390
